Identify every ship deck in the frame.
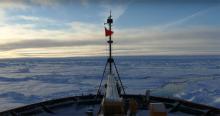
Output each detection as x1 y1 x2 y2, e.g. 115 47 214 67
39 104 188 116
0 94 219 116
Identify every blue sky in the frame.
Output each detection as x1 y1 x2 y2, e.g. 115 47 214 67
0 0 219 58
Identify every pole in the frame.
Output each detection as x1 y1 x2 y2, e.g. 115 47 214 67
109 20 112 73
108 11 113 74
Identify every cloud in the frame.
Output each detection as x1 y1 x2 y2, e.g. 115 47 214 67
30 0 59 6
0 0 29 10
0 0 219 8
99 0 131 21
0 39 104 51
0 25 219 56
80 0 89 7
17 15 57 23
114 25 220 55
0 0 111 8
100 5 127 21
0 0 219 57
0 0 58 7
0 20 103 44
0 5 219 56
0 10 5 25
155 6 219 30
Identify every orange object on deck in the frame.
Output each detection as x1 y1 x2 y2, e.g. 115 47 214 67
102 99 124 116
129 99 138 113
149 103 167 116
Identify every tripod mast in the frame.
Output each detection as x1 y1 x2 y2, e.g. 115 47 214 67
96 11 125 97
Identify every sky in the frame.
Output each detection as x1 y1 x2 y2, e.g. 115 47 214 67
0 0 220 58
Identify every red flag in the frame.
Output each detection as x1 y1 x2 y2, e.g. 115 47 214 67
105 27 113 36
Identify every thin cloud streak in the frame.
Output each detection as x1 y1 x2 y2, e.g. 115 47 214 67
156 6 216 30
17 15 57 23
0 39 104 51
99 0 132 21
